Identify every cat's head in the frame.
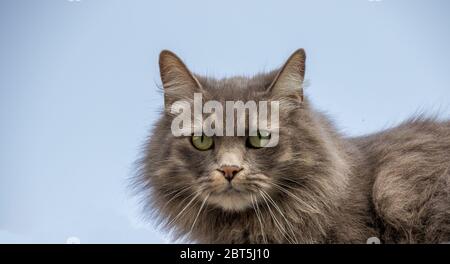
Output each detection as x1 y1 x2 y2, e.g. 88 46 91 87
141 49 321 214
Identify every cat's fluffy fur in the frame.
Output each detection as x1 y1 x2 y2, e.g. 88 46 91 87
134 49 450 243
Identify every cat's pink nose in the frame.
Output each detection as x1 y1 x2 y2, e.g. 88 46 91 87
218 166 242 182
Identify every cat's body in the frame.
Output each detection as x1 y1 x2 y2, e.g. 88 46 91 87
349 118 450 243
136 49 450 243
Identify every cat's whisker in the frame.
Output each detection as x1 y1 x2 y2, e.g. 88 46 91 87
254 194 269 244
278 179 331 213
258 191 280 240
260 189 298 243
189 193 210 234
269 181 327 237
159 185 192 212
240 180 271 191
269 181 322 215
197 177 213 184
250 194 268 244
260 190 298 244
259 190 295 244
279 177 304 186
278 177 331 210
161 185 190 198
164 189 198 223
166 189 203 227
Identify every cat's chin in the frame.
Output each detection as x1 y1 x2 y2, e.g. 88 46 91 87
208 191 253 212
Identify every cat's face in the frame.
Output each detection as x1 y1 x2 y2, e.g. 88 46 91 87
145 50 308 212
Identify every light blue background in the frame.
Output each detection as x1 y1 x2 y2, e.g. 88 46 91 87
1 0 449 243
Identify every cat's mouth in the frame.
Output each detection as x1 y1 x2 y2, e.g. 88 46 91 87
209 184 243 197
205 183 258 211
199 172 270 211
215 181 251 194
224 183 242 192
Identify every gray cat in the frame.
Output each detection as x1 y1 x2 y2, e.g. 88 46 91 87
134 49 450 243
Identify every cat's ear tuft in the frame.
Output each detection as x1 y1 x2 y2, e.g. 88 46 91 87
159 50 202 108
267 49 306 102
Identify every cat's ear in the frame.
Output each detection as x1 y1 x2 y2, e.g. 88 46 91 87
159 50 202 108
267 49 306 102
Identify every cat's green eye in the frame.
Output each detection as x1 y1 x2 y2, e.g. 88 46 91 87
191 134 214 150
247 131 271 148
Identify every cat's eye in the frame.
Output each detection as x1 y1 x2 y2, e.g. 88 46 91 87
191 134 214 150
247 130 271 148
